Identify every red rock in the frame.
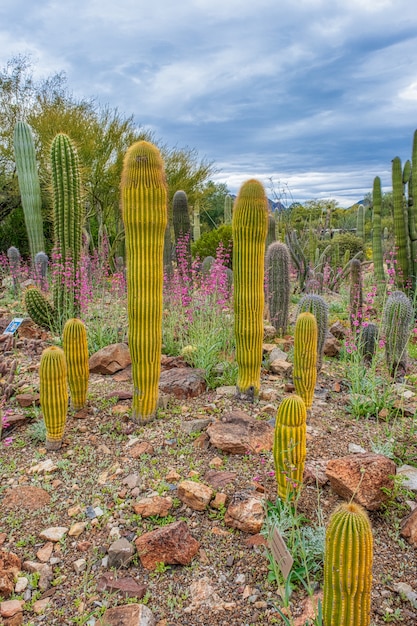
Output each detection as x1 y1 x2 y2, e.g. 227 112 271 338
128 442 155 458
326 453 396 510
207 410 273 455
0 551 22 598
15 393 40 407
177 481 214 511
401 507 417 547
323 333 341 357
132 496 173 518
89 343 131 375
159 368 206 399
0 599 24 618
244 534 267 548
97 573 147 599
224 492 265 534
98 604 155 626
135 521 199 570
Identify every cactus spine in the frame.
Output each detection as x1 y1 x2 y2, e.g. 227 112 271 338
39 346 68 450
233 179 268 399
121 141 167 422
265 241 290 336
382 290 413 378
51 133 84 323
371 176 385 287
323 502 373 626
13 121 45 261
273 395 307 500
63 318 89 410
296 294 328 372
224 194 233 225
293 312 317 410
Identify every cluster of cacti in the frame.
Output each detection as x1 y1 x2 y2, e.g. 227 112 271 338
265 241 290 336
273 395 307 500
323 502 373 626
13 121 45 261
382 290 413 378
233 179 268 399
296 293 328 372
349 258 363 332
224 194 233 225
371 176 385 287
62 318 89 410
121 140 167 423
293 311 317 410
7 246 21 293
359 322 379 365
24 286 56 330
356 204 365 239
39 346 68 450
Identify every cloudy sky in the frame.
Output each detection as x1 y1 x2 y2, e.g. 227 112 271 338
1 0 417 207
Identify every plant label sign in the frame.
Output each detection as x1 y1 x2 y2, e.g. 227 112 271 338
269 526 294 580
3 318 24 336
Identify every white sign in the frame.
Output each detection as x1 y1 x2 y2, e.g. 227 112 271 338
3 318 25 335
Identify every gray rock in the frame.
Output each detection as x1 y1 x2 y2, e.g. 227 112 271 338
108 538 135 568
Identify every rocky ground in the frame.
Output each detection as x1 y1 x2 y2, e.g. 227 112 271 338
1 312 417 626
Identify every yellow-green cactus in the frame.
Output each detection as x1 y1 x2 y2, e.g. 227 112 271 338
273 395 307 500
233 179 268 399
323 502 373 626
63 318 89 410
39 346 68 450
121 141 167 423
293 311 317 410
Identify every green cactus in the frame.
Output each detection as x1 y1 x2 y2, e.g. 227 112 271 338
193 200 201 241
172 190 192 261
392 156 410 290
266 213 276 249
293 311 317 410
323 502 373 626
7 246 21 294
63 318 89 410
296 294 328 372
51 133 84 324
359 322 378 366
39 346 68 450
265 241 290 336
285 230 308 291
382 290 413 378
349 258 363 332
224 194 233 225
356 204 365 240
24 286 55 331
273 395 307 500
371 176 385 287
233 179 268 399
121 140 167 423
13 121 45 261
407 130 417 290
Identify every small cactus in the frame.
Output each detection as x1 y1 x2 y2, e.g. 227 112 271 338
265 241 290 336
293 312 317 410
63 318 89 410
382 290 413 378
296 294 328 372
39 346 68 450
323 502 373 626
273 395 307 500
7 246 21 293
24 287 55 331
359 323 378 365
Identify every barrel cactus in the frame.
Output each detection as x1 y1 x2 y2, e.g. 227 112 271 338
24 286 55 331
323 502 373 626
63 318 89 410
382 290 413 378
39 346 68 450
233 179 268 399
293 312 317 410
296 293 328 372
121 140 167 423
273 395 307 500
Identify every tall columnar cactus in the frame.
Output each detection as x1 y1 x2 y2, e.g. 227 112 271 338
296 294 328 372
63 318 89 410
13 121 45 261
273 395 307 500
266 213 276 249
356 204 365 240
39 346 68 450
121 140 167 423
392 156 410 290
193 200 201 241
349 258 363 332
265 241 290 336
51 133 84 323
293 312 317 410
172 190 192 266
24 286 55 331
224 194 233 225
382 290 413 378
7 246 21 293
233 179 268 399
323 502 373 626
371 176 385 287
407 130 417 289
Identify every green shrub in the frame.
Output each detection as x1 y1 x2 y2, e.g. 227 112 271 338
191 225 232 267
330 233 365 258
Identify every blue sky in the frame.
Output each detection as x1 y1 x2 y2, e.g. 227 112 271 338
1 0 417 207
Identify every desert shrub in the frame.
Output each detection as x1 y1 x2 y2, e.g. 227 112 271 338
191 225 232 267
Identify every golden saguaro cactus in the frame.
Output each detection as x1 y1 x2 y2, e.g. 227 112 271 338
39 346 68 450
233 179 268 399
121 141 167 423
323 502 373 626
63 318 89 410
273 395 307 500
293 311 317 410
